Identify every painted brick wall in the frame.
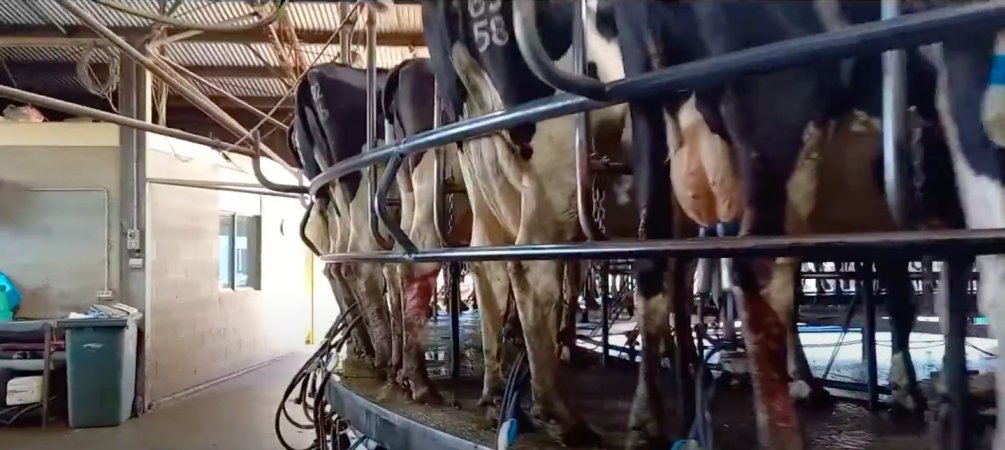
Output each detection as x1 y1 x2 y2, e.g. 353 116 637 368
145 137 310 405
0 123 122 318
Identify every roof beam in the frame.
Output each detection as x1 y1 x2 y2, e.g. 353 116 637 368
0 25 425 47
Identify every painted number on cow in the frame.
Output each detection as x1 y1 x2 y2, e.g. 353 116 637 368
469 0 508 53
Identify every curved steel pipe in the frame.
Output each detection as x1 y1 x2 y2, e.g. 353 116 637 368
513 0 607 99
253 136 309 194
299 200 325 257
375 154 419 254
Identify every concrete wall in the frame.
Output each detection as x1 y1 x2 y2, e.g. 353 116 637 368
0 123 121 318
144 135 311 405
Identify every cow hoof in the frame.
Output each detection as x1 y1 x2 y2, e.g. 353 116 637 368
887 388 927 416
412 385 444 405
478 394 502 424
531 412 601 447
789 380 831 403
625 429 669 450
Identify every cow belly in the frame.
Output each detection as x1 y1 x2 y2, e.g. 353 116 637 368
808 112 897 234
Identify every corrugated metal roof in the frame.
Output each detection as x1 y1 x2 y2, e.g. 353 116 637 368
0 0 427 100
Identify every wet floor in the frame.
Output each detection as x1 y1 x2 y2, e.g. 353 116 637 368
337 310 989 449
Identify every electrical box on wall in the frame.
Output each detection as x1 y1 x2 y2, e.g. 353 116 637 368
126 229 141 251
96 289 114 301
128 258 144 269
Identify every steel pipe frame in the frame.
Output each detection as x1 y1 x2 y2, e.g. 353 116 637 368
308 2 1005 199
857 262 880 411
54 0 298 178
0 85 257 155
147 177 302 199
364 5 396 251
158 57 289 131
883 0 910 228
572 0 604 242
447 262 462 380
319 228 1005 264
941 256 973 450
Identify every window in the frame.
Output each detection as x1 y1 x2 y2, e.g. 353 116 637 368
219 213 261 290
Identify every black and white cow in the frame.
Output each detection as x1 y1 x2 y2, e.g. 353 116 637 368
380 57 473 403
421 0 630 444
589 1 998 449
292 63 400 382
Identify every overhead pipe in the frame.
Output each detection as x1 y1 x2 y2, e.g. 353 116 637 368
146 177 303 199
513 0 607 99
55 0 298 177
882 0 910 227
0 85 256 154
572 0 605 241
158 57 289 131
363 5 395 251
308 2 1005 196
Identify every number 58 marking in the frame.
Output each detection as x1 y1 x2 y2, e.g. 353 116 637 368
472 14 509 53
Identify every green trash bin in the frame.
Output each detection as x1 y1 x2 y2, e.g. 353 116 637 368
58 316 140 428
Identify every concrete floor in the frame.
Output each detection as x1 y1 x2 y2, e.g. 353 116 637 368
2 350 315 450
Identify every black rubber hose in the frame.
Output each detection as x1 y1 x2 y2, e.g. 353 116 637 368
275 311 357 449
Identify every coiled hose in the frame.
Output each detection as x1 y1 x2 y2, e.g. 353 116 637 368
275 303 361 450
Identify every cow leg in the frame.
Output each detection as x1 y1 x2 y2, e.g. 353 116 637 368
781 259 830 402
471 260 509 417
930 36 1005 449
718 70 831 449
325 263 374 363
509 257 596 445
383 265 405 386
343 263 394 380
873 259 924 412
400 262 444 403
559 261 581 363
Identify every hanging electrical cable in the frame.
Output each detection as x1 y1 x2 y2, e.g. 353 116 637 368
77 44 120 97
92 0 291 32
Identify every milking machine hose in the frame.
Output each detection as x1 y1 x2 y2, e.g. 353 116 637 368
275 305 361 450
497 349 530 450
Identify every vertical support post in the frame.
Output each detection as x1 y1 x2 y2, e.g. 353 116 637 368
858 262 880 410
41 322 50 428
672 261 696 433
573 0 601 241
363 4 392 250
882 0 909 227
940 256 972 450
599 262 611 367
118 37 150 413
448 262 462 380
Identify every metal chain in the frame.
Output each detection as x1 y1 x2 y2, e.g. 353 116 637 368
591 172 607 237
445 192 456 237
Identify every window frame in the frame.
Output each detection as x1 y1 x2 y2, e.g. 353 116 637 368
219 212 262 291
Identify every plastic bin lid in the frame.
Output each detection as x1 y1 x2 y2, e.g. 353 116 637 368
57 317 135 328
